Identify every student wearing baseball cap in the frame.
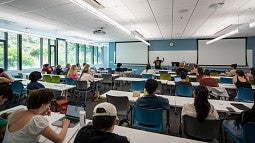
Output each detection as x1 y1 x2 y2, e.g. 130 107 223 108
74 102 130 143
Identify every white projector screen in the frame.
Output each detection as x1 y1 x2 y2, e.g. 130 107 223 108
115 42 148 64
198 39 247 66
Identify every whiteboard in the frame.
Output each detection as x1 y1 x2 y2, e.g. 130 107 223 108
149 51 197 66
116 42 148 64
198 39 246 65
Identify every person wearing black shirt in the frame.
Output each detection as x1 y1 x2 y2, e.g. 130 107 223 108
153 57 164 69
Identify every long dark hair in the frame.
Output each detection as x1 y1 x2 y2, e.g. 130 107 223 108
146 64 151 72
194 85 210 121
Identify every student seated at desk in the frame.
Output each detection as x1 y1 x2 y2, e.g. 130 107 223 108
141 63 156 76
199 69 219 87
3 89 70 143
233 70 251 89
79 64 94 88
223 96 255 140
0 68 13 82
135 79 170 110
67 65 79 80
42 64 53 74
181 85 219 122
53 65 63 75
27 71 45 90
175 71 191 86
176 62 188 76
226 64 237 77
74 102 130 143
0 84 13 140
190 64 199 75
115 63 123 72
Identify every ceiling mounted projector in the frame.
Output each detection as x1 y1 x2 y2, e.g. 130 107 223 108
93 27 106 35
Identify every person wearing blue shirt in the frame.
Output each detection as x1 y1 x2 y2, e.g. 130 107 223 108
27 71 45 90
135 79 169 110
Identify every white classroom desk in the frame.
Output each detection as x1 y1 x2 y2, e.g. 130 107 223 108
115 77 168 84
94 73 120 77
1 105 203 143
101 90 253 113
42 74 66 79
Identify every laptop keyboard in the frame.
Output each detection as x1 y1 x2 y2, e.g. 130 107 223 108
66 117 79 123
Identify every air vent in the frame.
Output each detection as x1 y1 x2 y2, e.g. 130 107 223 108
209 3 224 9
93 27 106 35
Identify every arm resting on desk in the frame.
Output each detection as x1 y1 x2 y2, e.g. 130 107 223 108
41 119 70 143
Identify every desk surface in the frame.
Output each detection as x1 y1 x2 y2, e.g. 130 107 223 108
1 105 204 143
101 90 253 113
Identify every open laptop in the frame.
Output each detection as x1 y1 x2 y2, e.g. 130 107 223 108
52 101 85 128
174 76 181 82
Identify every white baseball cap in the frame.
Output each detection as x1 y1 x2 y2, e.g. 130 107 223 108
93 102 117 117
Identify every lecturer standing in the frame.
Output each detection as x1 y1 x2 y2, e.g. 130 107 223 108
153 57 164 69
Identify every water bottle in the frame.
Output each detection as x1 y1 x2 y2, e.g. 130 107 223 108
79 110 86 127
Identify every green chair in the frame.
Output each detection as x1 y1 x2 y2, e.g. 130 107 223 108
43 75 51 82
159 74 171 80
17 73 23 78
210 71 219 76
51 75 61 83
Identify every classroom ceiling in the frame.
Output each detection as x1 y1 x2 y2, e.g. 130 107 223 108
0 0 255 43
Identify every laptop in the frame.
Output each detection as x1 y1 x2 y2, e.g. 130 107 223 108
230 103 250 111
52 101 85 128
174 77 181 82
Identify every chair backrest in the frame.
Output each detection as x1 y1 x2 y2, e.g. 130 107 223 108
17 73 24 78
142 74 153 79
236 87 255 102
130 80 145 92
159 73 171 80
132 105 163 133
102 74 113 83
183 115 223 140
106 94 129 117
242 122 255 143
159 71 168 74
76 80 88 90
42 75 52 82
210 70 219 76
51 75 61 83
11 81 24 94
175 85 194 97
65 78 75 85
219 77 233 84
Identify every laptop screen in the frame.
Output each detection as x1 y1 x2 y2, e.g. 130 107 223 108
66 101 85 118
174 77 181 82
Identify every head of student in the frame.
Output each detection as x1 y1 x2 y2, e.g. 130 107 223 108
204 69 210 76
82 64 90 73
0 68 4 74
236 70 245 77
193 64 198 69
231 64 237 69
92 102 118 132
180 71 187 79
179 62 185 68
27 89 54 112
0 83 12 105
146 63 151 70
193 85 210 121
117 63 122 68
29 71 42 82
145 79 158 94
250 67 255 77
156 57 159 60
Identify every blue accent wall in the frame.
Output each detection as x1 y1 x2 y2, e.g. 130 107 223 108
247 37 255 66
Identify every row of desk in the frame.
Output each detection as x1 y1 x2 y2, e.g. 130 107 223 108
0 105 204 143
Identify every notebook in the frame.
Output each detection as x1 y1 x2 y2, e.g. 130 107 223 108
230 103 250 111
52 101 85 128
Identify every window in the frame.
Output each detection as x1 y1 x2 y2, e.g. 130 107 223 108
86 45 93 64
58 39 66 65
8 32 18 70
94 46 98 64
98 46 104 64
43 38 49 65
0 41 4 68
0 31 4 40
22 34 40 69
79 44 86 64
67 42 76 64
50 39 55 66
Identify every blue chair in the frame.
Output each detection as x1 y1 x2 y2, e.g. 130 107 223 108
224 122 255 143
219 77 233 84
132 105 164 133
142 74 153 79
65 78 75 85
175 85 194 97
130 80 145 93
12 81 27 102
235 88 255 102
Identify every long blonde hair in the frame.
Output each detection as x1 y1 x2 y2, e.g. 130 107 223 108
67 65 77 75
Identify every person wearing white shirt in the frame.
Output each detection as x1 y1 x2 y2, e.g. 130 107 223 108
79 64 94 88
141 64 156 76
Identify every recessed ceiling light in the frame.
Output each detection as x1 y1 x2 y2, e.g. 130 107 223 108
178 9 189 13
209 3 224 9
